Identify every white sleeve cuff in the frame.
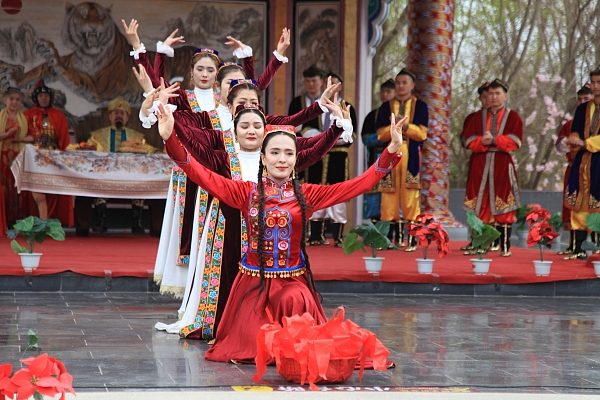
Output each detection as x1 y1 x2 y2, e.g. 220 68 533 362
233 46 253 59
130 43 146 60
143 87 157 99
156 41 174 57
273 50 288 63
139 107 157 129
333 116 354 143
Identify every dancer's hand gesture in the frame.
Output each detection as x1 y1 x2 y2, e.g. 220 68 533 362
276 28 291 56
121 19 141 50
132 64 153 94
321 93 343 119
158 78 180 105
319 76 342 106
225 36 247 51
156 103 174 141
388 113 407 154
164 29 185 48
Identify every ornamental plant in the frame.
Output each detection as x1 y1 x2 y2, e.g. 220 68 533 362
525 205 559 261
343 221 396 258
466 212 501 260
7 216 65 254
581 214 600 253
547 211 563 233
407 214 450 260
0 330 75 400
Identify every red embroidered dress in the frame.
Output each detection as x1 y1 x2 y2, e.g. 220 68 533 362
164 133 401 363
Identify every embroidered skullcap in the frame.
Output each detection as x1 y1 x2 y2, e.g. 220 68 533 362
380 78 395 90
194 48 220 62
32 79 54 107
477 81 491 95
324 71 343 83
302 65 325 79
234 103 265 119
107 97 131 115
490 78 509 92
228 78 259 94
397 67 416 82
265 125 296 137
218 61 243 73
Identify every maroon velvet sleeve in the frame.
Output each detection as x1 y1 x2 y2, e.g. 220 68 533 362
242 56 256 80
256 56 283 91
154 52 167 86
295 126 343 172
173 111 226 165
135 52 160 89
170 89 192 112
265 102 322 127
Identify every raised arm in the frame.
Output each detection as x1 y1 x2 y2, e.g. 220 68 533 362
159 105 251 209
296 126 343 172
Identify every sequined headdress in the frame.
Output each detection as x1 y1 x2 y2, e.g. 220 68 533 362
234 103 265 119
228 78 258 95
218 61 243 73
264 125 297 138
194 48 220 62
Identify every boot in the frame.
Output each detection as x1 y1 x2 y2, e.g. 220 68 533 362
92 203 107 233
309 220 323 246
405 233 418 252
558 230 575 255
397 221 405 247
320 220 330 245
131 204 146 234
332 223 345 248
500 224 512 257
386 221 397 249
565 230 588 260
592 232 600 254
490 223 501 251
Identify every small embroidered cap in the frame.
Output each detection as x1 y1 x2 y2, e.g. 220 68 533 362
228 78 259 94
265 125 296 137
477 81 491 95
397 67 416 82
234 103 265 119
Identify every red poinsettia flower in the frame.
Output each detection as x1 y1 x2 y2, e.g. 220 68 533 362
11 354 64 400
527 221 560 261
408 214 450 259
0 363 19 400
526 204 550 225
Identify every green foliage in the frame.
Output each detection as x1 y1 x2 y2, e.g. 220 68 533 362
6 216 65 254
548 212 563 232
466 212 501 260
515 206 528 231
343 221 396 258
28 329 39 350
586 214 600 234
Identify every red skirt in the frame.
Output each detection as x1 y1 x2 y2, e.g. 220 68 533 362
205 271 326 363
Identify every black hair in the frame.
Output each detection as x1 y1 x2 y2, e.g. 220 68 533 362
590 69 600 79
227 83 262 106
233 108 266 132
249 132 320 311
380 79 395 90
217 64 245 85
302 65 324 79
577 86 593 96
324 72 343 83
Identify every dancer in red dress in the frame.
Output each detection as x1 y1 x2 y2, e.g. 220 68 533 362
157 102 406 363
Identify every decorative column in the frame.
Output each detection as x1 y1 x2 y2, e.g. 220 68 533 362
406 0 461 227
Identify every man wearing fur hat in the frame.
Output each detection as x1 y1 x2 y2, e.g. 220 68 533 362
76 97 158 235
24 80 73 225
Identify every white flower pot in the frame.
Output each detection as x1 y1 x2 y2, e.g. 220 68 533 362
363 257 384 274
593 261 600 277
416 258 434 274
533 260 552 276
19 253 42 271
471 258 491 275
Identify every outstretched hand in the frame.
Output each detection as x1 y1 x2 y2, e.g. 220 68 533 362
156 103 174 141
121 19 141 50
319 76 342 106
158 78 180 105
164 29 185 48
388 113 407 153
132 64 153 94
341 100 351 121
225 36 246 51
276 28 291 55
321 94 343 119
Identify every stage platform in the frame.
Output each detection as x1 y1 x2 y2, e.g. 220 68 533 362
1 234 600 296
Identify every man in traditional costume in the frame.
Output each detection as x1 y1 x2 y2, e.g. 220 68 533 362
564 69 600 260
463 79 523 257
24 80 73 225
305 72 357 247
361 79 396 222
555 84 593 255
75 97 158 235
376 68 428 251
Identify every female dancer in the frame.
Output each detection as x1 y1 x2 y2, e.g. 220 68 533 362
0 88 35 228
158 101 405 362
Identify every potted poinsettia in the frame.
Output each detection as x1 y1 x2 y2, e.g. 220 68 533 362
407 214 450 274
466 212 501 274
6 216 65 272
343 221 397 274
525 206 559 276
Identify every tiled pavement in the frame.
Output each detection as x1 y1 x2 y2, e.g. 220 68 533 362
1 292 600 396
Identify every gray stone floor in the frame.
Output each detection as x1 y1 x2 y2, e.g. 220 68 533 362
2 292 600 396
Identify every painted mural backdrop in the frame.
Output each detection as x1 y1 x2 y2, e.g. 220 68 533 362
0 0 266 140
294 2 341 96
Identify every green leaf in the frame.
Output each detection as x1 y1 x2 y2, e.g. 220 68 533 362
34 231 47 244
344 240 366 256
28 329 38 347
374 220 390 236
6 229 18 239
11 240 28 254
13 216 34 231
33 391 44 400
586 214 600 234
582 241 600 252
466 212 484 234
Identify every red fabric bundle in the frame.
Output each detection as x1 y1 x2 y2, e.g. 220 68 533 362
253 306 390 390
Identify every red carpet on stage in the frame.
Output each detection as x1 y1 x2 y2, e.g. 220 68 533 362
0 235 598 284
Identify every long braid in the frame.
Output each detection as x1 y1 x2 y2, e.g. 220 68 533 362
256 158 267 293
292 172 321 304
